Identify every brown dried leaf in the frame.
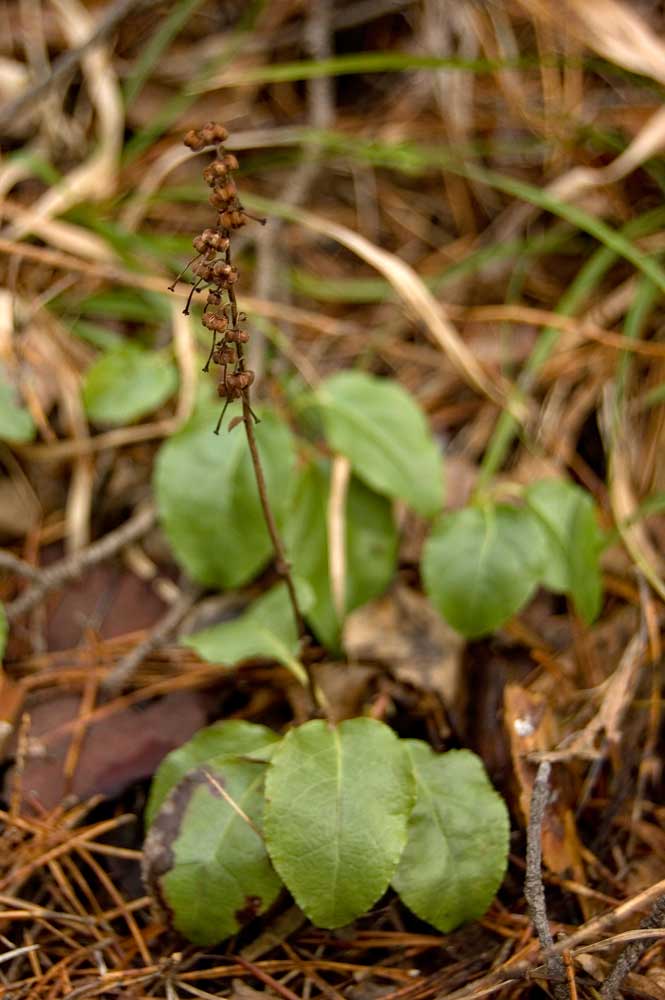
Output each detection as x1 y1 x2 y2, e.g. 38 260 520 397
504 683 581 875
343 584 465 712
3 690 210 812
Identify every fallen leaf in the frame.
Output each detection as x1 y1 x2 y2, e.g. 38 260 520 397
3 690 210 812
504 683 583 878
343 585 465 713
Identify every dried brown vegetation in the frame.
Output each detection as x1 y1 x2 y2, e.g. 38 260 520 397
1 0 665 997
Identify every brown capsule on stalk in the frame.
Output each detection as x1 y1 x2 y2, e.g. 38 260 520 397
220 209 246 229
199 122 229 145
216 181 237 200
209 190 233 210
202 312 228 333
226 328 249 343
203 161 228 184
234 370 255 390
213 344 236 365
217 379 241 400
184 129 205 151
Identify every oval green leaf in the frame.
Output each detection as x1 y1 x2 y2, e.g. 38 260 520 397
146 719 279 827
154 404 296 588
317 371 444 516
143 755 282 945
83 343 178 425
184 583 313 686
525 479 604 623
0 373 35 443
184 583 309 668
421 504 547 637
264 717 415 928
285 460 398 650
392 743 509 931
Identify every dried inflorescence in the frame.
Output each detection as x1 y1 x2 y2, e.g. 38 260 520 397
174 122 264 432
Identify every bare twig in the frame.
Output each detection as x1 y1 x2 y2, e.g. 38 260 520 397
0 0 157 130
601 894 665 1000
524 761 569 1000
7 504 156 621
0 551 42 581
102 581 201 695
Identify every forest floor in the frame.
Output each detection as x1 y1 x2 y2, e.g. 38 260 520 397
2 0 665 997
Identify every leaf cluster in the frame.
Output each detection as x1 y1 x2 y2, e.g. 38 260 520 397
144 719 509 945
154 370 605 653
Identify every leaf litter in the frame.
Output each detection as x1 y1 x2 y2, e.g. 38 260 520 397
1 0 665 997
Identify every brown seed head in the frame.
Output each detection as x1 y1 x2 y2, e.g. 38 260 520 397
226 328 249 343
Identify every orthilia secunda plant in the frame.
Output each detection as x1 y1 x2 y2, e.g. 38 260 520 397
171 122 314 705
170 121 263 434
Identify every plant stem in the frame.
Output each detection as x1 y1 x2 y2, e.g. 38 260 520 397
224 281 315 708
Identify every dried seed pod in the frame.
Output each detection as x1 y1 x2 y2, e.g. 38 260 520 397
217 378 241 400
222 153 239 171
226 328 249 344
206 290 222 307
203 161 228 185
234 370 255 390
184 129 205 151
191 261 214 282
204 122 229 142
202 312 228 333
216 181 237 200
220 209 246 229
210 190 233 210
213 344 236 365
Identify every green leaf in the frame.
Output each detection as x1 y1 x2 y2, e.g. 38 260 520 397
143 755 282 945
83 343 178 425
264 718 414 928
317 371 444 516
525 479 604 623
0 603 7 660
146 719 280 828
285 460 398 650
184 583 311 668
0 373 35 443
392 743 509 931
421 504 547 637
154 404 296 588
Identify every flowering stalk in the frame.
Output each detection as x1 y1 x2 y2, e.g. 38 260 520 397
174 123 312 698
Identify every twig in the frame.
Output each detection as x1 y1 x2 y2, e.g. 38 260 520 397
524 761 569 1000
0 551 42 581
601 893 665 1000
102 581 200 695
7 504 156 621
0 0 158 130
